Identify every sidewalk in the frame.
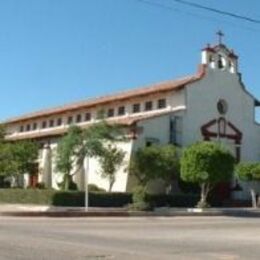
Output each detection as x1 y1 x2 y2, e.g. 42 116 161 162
1 204 260 217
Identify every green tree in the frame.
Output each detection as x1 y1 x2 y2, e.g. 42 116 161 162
0 143 15 177
55 126 83 190
98 144 125 191
130 144 179 192
235 162 260 208
180 141 235 208
55 121 123 190
0 125 39 187
0 124 5 142
0 141 39 181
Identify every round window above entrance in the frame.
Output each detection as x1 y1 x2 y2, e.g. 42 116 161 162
217 99 228 115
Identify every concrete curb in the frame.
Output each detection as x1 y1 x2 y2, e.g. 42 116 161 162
1 207 260 218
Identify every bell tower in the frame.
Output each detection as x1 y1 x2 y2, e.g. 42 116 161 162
201 31 238 74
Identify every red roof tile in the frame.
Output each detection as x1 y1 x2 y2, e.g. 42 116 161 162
4 65 205 124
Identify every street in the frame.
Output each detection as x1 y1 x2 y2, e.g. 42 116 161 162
0 216 260 260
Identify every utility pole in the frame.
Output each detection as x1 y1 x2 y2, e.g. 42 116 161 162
84 156 89 211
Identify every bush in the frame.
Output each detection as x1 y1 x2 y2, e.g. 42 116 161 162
0 189 223 208
52 191 84 207
89 192 132 207
131 186 150 211
0 176 11 188
88 184 106 192
0 188 55 204
35 182 46 189
51 191 132 207
147 193 200 208
0 189 132 207
57 179 78 191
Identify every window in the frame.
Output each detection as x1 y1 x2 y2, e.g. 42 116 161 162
145 137 159 147
49 119 54 127
26 124 31 131
118 106 125 116
217 99 228 115
42 121 47 129
107 108 114 118
76 114 82 123
97 109 105 119
33 122 38 130
57 118 62 126
145 101 153 111
170 116 183 146
132 103 140 113
218 55 225 69
158 99 166 109
20 125 24 132
67 116 73 125
84 112 91 121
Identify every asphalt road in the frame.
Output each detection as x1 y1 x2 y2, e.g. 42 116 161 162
0 216 260 260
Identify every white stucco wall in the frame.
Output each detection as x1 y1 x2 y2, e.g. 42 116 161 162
183 66 260 199
87 140 134 192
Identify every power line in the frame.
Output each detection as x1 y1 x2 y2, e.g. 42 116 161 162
172 0 260 24
136 0 260 33
136 0 179 12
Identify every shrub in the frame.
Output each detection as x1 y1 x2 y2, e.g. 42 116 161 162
88 184 106 192
0 188 55 204
57 179 78 191
35 182 46 189
147 193 200 208
130 186 150 211
0 176 11 188
52 191 132 207
52 191 85 207
0 189 223 208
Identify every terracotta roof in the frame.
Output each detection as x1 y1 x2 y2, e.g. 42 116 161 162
4 65 205 124
6 109 180 141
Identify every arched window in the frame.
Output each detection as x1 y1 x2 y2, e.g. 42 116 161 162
218 55 224 69
217 99 228 115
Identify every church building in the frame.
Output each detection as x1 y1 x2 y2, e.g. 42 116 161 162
3 36 260 200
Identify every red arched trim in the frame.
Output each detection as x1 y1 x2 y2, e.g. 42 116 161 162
200 117 242 162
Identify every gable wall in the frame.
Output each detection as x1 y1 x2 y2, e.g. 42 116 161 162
183 68 260 199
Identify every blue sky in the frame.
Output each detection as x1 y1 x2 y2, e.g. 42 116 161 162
0 0 260 120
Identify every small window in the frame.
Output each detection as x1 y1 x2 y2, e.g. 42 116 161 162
49 119 54 127
145 101 153 111
218 55 224 69
158 99 166 109
57 118 62 126
97 109 106 119
132 103 140 113
26 124 31 131
76 114 82 123
20 125 24 132
145 137 159 147
84 112 91 121
118 106 125 116
67 116 73 125
33 122 38 130
107 108 114 118
146 141 152 147
42 121 47 129
217 99 228 115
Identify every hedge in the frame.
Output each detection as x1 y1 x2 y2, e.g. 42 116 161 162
0 189 132 207
0 189 56 205
52 191 132 207
0 188 221 207
147 193 200 208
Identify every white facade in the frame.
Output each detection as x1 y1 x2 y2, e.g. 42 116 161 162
3 42 260 201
